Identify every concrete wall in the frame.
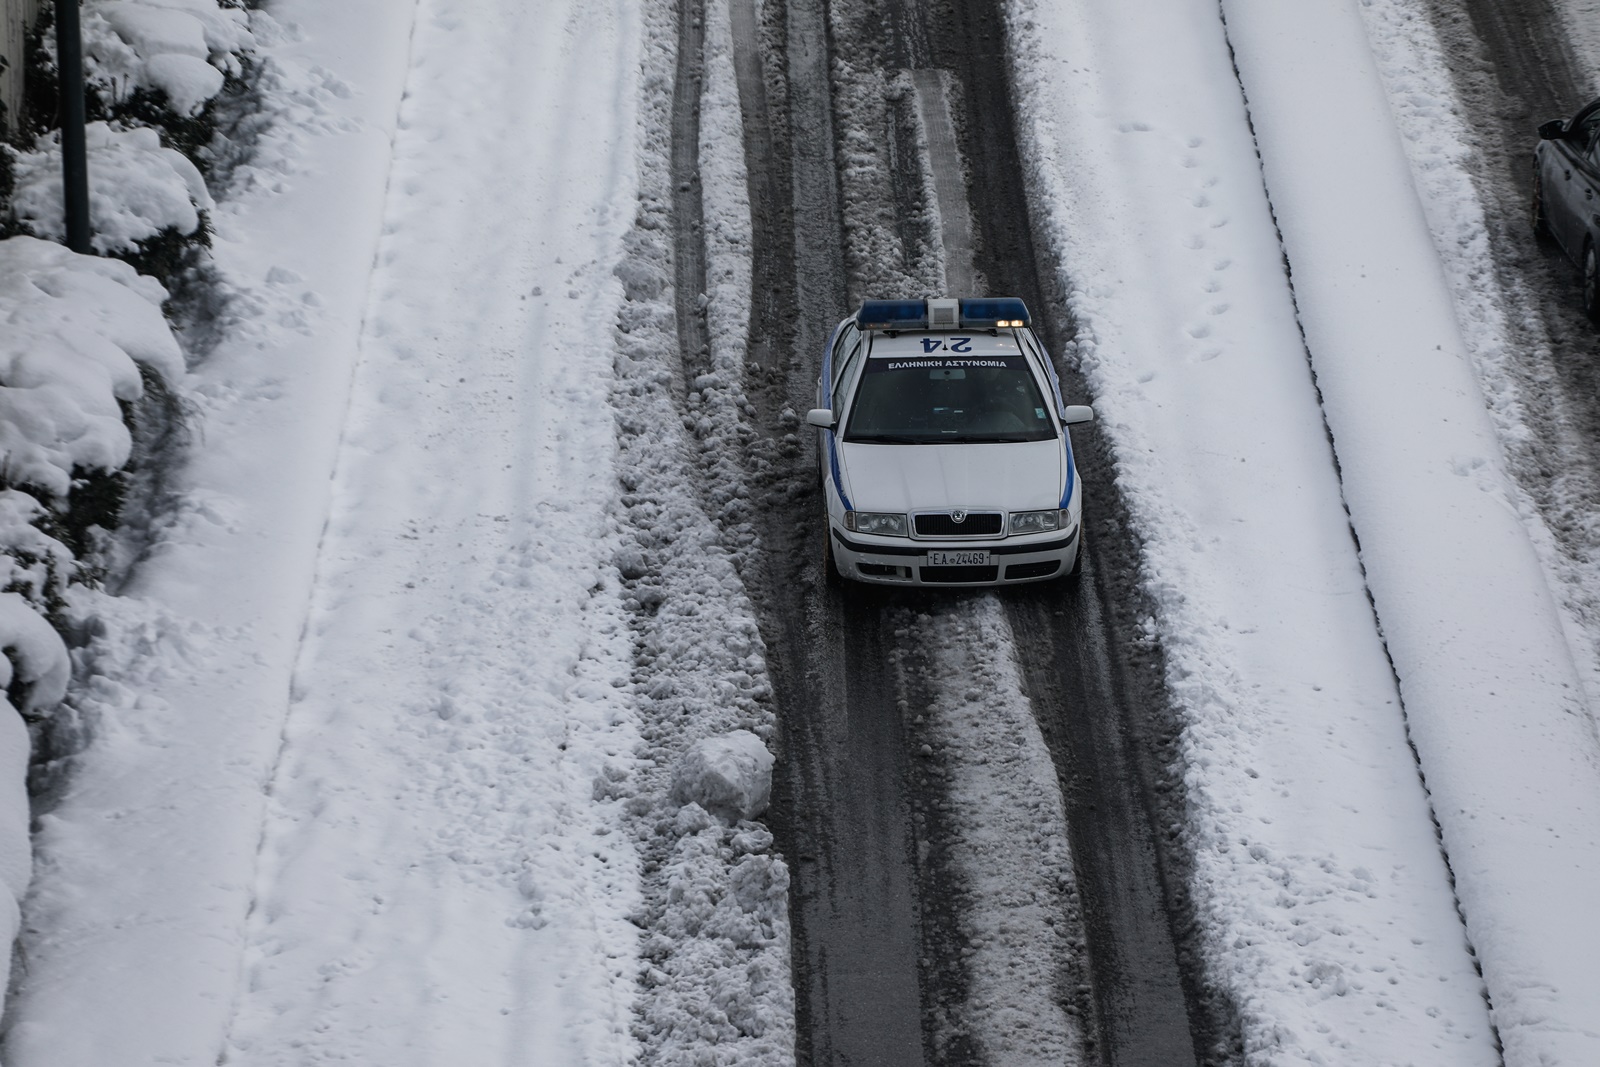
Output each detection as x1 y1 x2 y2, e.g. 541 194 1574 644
1 0 45 134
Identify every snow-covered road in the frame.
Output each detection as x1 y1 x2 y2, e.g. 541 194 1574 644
6 0 1600 1063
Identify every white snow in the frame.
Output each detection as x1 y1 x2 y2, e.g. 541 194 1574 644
1555 0 1600 96
1221 1 1600 1061
8 0 1600 1060
11 123 213 254
672 731 775 822
0 233 183 1041
0 236 183 495
1007 0 1510 1062
907 601 1085 1066
77 0 253 114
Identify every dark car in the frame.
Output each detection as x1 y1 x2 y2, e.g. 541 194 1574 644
1534 98 1600 318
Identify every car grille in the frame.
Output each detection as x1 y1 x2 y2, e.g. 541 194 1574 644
920 565 1000 583
1005 560 1061 580
913 512 1003 537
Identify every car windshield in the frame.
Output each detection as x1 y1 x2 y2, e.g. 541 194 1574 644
844 354 1057 444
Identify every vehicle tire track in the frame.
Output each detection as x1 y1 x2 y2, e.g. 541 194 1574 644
893 0 1233 1061
720 0 939 1061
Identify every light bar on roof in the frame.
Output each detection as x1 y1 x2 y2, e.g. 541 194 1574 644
854 296 1034 331
857 299 928 330
959 297 1031 329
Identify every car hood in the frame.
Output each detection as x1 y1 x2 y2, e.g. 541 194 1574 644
838 438 1064 513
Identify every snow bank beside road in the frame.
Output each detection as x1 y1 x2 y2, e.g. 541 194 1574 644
1222 1 1600 1061
1007 0 1501 1062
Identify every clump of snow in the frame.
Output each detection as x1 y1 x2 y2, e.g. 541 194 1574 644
11 124 214 256
0 236 182 497
76 0 254 115
671 730 774 823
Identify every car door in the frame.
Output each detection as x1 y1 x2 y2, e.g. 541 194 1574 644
1578 131 1600 258
1546 102 1600 254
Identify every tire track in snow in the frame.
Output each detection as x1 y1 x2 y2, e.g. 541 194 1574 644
888 0 1221 1059
897 600 1088 1065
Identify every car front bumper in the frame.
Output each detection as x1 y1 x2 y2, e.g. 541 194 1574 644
830 527 1079 587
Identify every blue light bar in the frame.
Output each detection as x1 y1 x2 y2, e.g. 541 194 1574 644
959 297 1031 328
856 299 927 331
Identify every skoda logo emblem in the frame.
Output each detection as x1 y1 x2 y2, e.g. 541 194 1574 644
951 509 967 524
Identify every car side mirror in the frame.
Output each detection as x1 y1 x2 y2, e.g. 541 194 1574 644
805 408 837 428
1539 119 1567 140
1061 405 1094 426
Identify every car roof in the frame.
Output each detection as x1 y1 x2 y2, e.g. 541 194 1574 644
866 331 1025 357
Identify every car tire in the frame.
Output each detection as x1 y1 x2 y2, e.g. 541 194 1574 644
1532 167 1552 239
1063 528 1085 586
1585 243 1600 323
822 531 843 588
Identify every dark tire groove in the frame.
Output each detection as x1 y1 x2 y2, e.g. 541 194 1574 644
706 0 1238 1062
905 0 1242 1061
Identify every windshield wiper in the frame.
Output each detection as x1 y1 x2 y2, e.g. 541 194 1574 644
845 434 925 444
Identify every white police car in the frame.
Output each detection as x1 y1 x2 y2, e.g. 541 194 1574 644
807 297 1093 587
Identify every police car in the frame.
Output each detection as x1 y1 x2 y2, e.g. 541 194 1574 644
807 297 1093 587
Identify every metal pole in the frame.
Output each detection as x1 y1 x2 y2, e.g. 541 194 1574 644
54 0 90 253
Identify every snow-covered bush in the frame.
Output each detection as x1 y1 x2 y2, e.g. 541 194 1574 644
81 0 254 117
0 232 182 1017
0 235 185 498
0 587 67 950
9 122 214 284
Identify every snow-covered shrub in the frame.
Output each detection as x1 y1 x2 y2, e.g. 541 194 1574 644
10 122 213 285
81 0 253 117
0 490 75 617
0 235 184 497
0 587 70 991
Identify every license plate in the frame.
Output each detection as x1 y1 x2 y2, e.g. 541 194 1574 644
926 550 991 566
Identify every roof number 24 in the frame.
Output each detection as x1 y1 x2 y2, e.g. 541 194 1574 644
921 337 973 353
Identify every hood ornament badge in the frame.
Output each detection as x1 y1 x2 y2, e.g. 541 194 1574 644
951 509 967 524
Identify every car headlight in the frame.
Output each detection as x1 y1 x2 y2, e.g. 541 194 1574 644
1010 509 1066 535
844 511 908 536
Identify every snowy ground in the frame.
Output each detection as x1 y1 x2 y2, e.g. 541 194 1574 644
1009 0 1600 1063
5 0 1600 1063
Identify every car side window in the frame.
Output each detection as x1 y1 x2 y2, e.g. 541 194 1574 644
1572 106 1600 160
1018 333 1066 420
830 324 860 392
832 340 863 421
